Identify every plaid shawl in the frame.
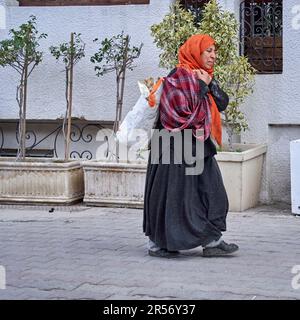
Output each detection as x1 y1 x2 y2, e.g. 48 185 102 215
159 67 211 141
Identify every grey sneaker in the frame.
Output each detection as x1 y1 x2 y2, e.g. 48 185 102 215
148 248 180 259
203 241 239 257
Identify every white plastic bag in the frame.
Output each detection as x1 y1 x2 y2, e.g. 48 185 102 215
116 78 164 149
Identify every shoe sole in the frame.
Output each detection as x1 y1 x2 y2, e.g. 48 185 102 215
202 247 239 257
148 250 179 259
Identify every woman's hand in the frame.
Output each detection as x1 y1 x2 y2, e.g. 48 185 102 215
193 68 212 85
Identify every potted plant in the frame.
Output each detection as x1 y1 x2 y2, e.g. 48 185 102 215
82 31 146 208
150 0 267 212
0 17 84 205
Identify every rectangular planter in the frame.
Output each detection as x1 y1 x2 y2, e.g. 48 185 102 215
215 144 267 212
83 161 147 208
0 157 84 204
83 144 267 212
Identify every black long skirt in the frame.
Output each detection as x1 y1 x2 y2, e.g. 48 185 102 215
143 132 229 251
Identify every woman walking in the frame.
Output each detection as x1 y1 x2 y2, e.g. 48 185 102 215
143 34 239 258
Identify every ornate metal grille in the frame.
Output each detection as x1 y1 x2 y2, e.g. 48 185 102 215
240 0 283 74
179 0 211 24
0 121 111 160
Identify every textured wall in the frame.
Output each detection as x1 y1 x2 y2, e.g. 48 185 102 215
0 0 171 121
221 0 300 204
1 0 299 205
18 0 150 5
0 1 6 30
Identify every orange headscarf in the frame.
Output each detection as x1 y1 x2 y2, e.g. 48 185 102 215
176 34 222 147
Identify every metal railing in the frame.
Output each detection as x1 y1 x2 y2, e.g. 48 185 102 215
0 121 109 160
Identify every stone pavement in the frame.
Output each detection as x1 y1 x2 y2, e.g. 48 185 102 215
0 203 299 300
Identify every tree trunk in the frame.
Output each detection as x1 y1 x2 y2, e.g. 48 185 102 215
20 60 28 160
114 74 120 134
65 32 74 162
114 36 129 162
225 111 234 152
119 36 129 124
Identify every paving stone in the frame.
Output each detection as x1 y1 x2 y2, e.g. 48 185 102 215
0 204 300 299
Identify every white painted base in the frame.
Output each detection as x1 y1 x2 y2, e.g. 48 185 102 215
0 157 84 204
216 144 267 212
290 139 300 215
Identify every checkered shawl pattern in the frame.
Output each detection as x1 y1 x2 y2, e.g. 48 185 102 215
159 67 211 141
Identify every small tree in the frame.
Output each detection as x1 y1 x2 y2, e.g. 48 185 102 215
91 32 143 135
150 0 197 70
151 0 256 151
0 15 47 160
50 32 85 161
198 0 256 150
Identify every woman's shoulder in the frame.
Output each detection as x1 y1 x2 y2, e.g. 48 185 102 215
167 68 177 77
167 67 195 81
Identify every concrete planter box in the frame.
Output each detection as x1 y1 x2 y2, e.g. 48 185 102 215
83 161 147 208
0 157 84 204
215 144 267 212
83 144 267 211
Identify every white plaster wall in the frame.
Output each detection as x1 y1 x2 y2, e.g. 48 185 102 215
239 1 300 140
208 0 300 205
0 1 6 30
5 1 19 6
1 0 299 205
223 0 300 204
0 0 172 121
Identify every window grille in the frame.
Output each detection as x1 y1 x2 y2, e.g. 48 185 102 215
179 0 211 24
240 0 283 74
